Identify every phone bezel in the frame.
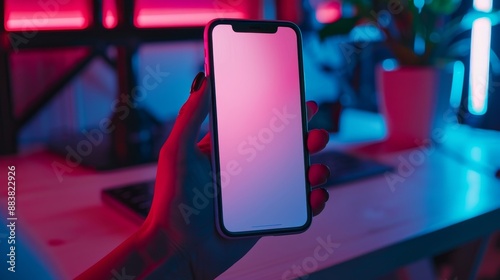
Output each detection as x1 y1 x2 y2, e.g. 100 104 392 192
204 19 311 238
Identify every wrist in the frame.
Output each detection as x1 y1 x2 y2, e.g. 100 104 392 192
135 220 170 263
134 219 194 278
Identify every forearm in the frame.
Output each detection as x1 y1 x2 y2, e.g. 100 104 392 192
76 221 192 280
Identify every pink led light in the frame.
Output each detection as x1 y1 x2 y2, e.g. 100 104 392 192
5 11 88 31
102 0 117 29
135 9 246 28
104 10 117 29
4 0 91 31
316 1 342 24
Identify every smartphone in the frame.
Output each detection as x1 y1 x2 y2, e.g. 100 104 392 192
205 19 311 238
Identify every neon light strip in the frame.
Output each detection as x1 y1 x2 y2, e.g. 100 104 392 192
104 10 117 29
474 0 493 12
468 0 493 115
468 17 492 115
135 9 245 28
450 61 465 108
5 12 87 31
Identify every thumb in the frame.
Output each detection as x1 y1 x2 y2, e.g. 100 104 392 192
169 72 210 147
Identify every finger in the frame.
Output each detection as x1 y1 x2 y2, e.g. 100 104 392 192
308 129 329 154
310 188 329 216
309 164 330 187
197 132 211 156
306 101 319 122
169 72 210 146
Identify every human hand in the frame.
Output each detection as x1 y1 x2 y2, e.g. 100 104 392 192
143 72 331 279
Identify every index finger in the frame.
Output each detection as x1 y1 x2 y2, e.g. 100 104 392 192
306 101 319 122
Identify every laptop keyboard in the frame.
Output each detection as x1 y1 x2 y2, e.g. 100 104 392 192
311 150 393 185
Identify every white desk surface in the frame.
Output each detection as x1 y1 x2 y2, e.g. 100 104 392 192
1 113 499 279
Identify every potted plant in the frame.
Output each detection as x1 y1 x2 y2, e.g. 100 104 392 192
318 0 485 64
318 0 484 150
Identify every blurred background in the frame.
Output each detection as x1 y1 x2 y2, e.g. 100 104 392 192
2 0 498 158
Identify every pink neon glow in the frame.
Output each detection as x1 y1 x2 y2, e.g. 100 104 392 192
316 1 342 24
135 9 246 28
104 10 117 29
4 0 91 31
103 0 118 29
5 11 88 31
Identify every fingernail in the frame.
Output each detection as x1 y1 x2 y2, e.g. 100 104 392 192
324 164 331 179
310 101 318 114
191 72 205 93
323 188 330 202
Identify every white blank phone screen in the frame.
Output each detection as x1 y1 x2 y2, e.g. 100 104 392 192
212 24 309 233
